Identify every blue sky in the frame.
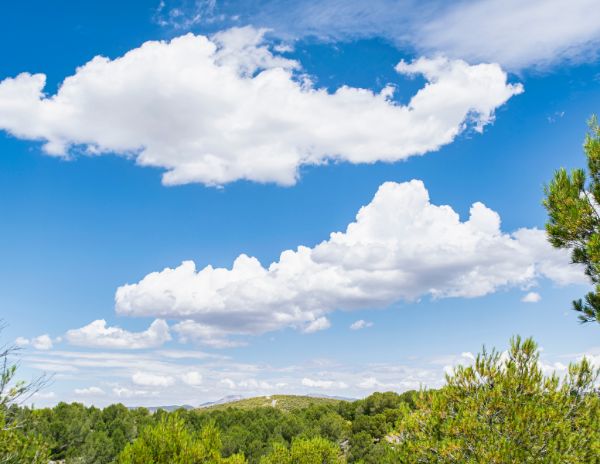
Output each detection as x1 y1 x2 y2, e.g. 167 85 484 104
1 0 599 406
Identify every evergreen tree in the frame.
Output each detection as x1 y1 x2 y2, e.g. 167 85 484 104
544 116 600 323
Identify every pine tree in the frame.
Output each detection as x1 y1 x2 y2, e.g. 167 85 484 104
544 116 600 323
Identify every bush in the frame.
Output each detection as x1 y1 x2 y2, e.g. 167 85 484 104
117 414 245 464
395 336 600 462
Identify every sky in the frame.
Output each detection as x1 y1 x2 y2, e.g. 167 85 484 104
1 0 599 407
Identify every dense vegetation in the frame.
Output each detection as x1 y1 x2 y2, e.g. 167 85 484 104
1 336 598 463
4 390 414 463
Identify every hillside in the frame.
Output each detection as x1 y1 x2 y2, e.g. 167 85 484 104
197 394 347 412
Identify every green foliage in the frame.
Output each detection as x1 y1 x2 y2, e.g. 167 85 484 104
318 411 349 442
13 392 409 464
260 437 344 464
395 336 600 463
0 412 49 464
117 414 246 464
544 115 600 323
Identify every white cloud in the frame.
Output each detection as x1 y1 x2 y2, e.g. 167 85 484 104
0 27 521 186
350 320 373 330
132 371 176 387
15 334 54 350
522 291 542 303
180 371 203 386
301 377 348 389
417 0 600 70
302 317 331 333
74 386 105 396
115 180 585 346
66 319 171 349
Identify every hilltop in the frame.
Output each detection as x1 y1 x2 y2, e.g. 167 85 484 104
197 394 349 412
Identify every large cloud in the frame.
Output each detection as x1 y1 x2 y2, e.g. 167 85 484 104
0 27 521 186
115 180 586 346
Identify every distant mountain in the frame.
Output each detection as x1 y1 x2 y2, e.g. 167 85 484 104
198 395 245 409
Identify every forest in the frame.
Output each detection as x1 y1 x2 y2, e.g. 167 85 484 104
1 336 599 463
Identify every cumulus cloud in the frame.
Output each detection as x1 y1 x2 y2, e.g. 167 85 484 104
115 180 585 346
0 27 521 186
350 320 373 330
65 319 171 349
132 371 176 387
16 334 54 350
522 291 542 303
15 335 54 350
